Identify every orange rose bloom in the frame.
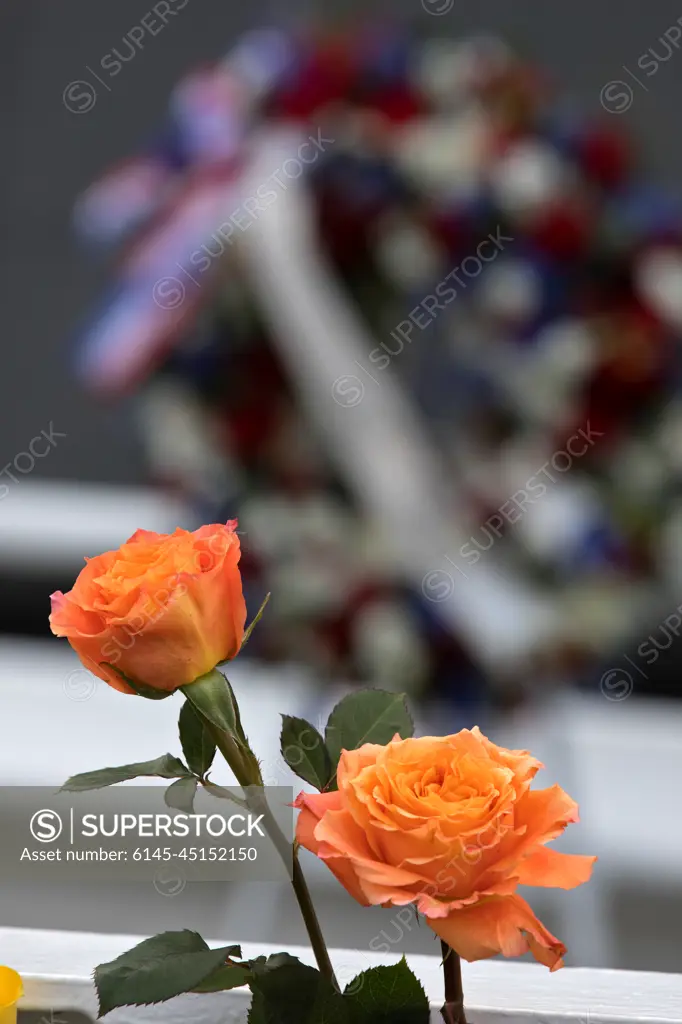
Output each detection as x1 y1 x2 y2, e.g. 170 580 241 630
295 728 596 970
50 522 246 694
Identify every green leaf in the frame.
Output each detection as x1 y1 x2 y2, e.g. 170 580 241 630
324 690 414 783
181 669 262 787
179 699 216 777
61 754 190 793
164 776 198 813
192 953 269 994
251 953 300 974
202 780 249 810
94 930 240 1017
247 957 348 1024
191 963 252 993
102 663 173 700
223 674 248 744
280 716 334 791
181 669 241 735
343 959 430 1024
240 592 271 650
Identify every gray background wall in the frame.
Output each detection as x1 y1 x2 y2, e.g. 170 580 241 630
2 0 682 485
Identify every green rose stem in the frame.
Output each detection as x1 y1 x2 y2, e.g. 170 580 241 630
440 941 467 1024
194 707 338 988
290 850 338 987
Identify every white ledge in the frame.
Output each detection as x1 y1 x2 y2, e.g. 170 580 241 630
0 481 193 572
1 927 681 1022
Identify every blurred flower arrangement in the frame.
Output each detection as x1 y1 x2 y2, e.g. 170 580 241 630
49 522 594 1022
73 23 682 711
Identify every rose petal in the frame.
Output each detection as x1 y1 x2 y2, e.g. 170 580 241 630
478 784 581 883
516 847 597 889
294 792 369 906
429 893 566 970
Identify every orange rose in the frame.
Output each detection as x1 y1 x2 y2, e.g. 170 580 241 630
295 728 595 970
50 522 246 694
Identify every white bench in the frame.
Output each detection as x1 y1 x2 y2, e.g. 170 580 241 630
1 927 680 1022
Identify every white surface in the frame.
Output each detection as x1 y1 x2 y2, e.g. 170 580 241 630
2 926 681 1023
0 481 193 572
0 637 313 787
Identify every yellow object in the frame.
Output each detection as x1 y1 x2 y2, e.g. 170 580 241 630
0 966 22 1024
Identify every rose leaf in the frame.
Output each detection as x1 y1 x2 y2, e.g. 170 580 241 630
95 930 242 1016
60 754 190 792
280 716 334 791
179 698 216 778
343 959 430 1023
324 690 414 781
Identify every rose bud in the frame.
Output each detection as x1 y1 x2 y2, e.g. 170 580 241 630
50 521 246 694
